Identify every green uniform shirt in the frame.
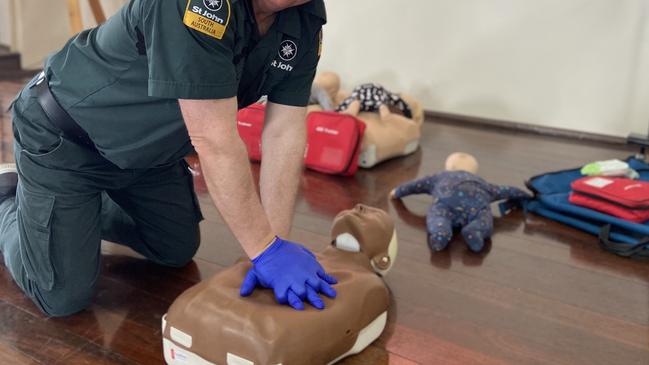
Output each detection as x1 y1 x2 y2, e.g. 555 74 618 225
44 0 326 169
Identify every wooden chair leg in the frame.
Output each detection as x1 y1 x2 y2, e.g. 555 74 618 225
67 0 107 35
66 0 84 35
88 0 106 25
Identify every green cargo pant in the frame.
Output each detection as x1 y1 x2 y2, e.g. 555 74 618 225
0 84 203 317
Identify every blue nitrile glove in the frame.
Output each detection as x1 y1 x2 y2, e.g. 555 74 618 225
240 237 338 310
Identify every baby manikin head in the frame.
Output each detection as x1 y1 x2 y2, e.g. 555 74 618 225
330 204 398 276
445 152 479 175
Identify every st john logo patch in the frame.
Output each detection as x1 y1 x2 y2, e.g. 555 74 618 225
278 40 298 61
203 0 223 11
184 0 231 39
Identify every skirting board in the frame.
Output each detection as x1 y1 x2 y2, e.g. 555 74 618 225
424 110 629 147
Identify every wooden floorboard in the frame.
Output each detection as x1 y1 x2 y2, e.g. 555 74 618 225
0 81 648 364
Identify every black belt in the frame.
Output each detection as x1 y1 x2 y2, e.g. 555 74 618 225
33 72 97 151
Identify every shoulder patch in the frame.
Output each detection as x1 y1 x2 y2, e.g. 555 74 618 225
183 0 231 39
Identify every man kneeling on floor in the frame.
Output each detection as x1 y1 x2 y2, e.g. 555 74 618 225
0 0 336 316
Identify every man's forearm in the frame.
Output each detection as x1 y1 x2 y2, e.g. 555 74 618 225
199 140 276 257
180 98 275 258
259 103 307 237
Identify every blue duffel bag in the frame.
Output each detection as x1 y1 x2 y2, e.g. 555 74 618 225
523 157 649 258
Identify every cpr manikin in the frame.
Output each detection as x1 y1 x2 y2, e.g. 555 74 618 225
162 205 398 365
307 72 424 168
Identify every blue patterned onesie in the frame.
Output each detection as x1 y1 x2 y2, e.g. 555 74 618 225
394 171 530 252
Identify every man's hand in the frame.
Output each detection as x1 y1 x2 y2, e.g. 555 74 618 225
240 237 338 310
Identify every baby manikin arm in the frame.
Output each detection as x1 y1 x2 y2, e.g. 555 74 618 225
488 183 531 201
394 175 437 198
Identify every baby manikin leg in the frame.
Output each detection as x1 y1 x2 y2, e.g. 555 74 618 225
426 205 453 251
461 208 493 252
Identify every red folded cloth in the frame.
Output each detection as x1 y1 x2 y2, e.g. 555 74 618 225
569 176 649 223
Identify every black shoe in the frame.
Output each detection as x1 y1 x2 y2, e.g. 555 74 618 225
0 164 17 202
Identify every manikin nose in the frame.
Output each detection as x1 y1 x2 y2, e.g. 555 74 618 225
355 204 367 213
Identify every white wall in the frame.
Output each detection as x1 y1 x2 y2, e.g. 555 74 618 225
12 0 126 69
79 0 126 26
0 0 11 47
627 1 649 137
13 0 70 68
6 0 649 137
319 0 649 137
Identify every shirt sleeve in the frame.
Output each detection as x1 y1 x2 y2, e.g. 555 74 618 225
268 28 322 107
139 0 238 99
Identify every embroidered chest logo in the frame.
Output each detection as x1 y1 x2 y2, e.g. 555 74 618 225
279 40 298 61
183 0 231 39
203 0 223 11
271 40 298 72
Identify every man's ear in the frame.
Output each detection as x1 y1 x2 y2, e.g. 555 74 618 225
370 230 398 276
371 255 391 272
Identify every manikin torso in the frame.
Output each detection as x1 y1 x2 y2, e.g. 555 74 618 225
163 205 397 365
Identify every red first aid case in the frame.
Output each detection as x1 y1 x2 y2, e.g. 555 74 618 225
569 176 649 223
236 103 266 161
304 112 366 176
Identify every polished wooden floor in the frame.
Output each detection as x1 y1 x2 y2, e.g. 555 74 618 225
0 80 648 365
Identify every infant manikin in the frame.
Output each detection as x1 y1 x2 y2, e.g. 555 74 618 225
162 205 398 365
391 153 530 252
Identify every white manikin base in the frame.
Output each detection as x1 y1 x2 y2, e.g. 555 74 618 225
162 311 388 365
358 140 420 168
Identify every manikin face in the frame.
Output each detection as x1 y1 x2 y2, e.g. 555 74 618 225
335 205 390 237
254 0 312 13
331 205 398 275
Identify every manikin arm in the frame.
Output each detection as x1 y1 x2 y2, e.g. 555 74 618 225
309 84 335 111
488 184 531 202
392 175 438 199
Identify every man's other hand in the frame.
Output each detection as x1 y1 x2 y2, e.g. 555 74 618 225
240 237 338 310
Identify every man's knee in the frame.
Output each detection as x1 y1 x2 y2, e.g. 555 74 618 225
159 251 197 268
32 283 95 317
154 231 201 268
